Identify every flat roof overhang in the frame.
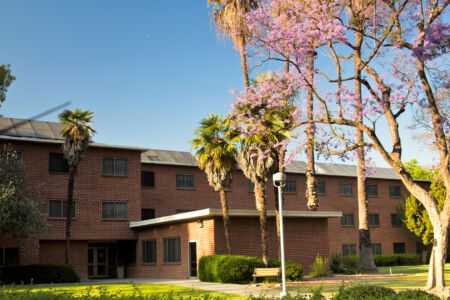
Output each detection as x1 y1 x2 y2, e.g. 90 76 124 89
129 208 343 229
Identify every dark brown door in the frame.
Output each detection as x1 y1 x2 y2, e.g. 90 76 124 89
188 242 197 277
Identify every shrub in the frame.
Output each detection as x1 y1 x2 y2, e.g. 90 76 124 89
330 253 344 274
285 261 303 282
332 285 396 300
199 254 264 283
373 254 420 266
342 255 359 274
395 290 440 300
309 254 331 277
0 263 80 284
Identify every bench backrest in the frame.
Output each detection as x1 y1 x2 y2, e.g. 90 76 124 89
253 268 280 276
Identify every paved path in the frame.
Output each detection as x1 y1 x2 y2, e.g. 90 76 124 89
92 278 281 297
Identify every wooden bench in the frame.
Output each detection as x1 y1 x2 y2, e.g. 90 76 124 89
252 267 280 283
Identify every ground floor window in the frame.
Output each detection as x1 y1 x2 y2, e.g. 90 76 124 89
164 237 181 263
342 244 356 256
142 240 157 264
0 247 19 266
393 242 406 254
371 243 382 255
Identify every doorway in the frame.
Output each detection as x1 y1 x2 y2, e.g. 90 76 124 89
88 247 108 278
188 241 197 278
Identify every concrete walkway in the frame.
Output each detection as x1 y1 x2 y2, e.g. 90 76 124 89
92 278 281 297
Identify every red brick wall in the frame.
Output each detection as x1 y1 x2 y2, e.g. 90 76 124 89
39 241 88 279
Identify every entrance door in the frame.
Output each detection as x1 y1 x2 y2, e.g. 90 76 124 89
188 241 197 278
88 247 108 278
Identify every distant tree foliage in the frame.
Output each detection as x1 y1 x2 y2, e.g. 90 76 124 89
0 65 15 104
0 147 47 238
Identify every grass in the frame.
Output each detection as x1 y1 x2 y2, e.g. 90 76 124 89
0 283 241 299
286 263 450 295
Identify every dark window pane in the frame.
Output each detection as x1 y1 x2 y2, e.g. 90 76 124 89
49 200 62 218
341 213 354 226
185 175 195 189
176 174 194 189
369 214 380 226
372 244 382 255
248 180 255 192
176 174 185 188
4 248 18 265
141 171 155 187
342 244 356 256
339 183 352 196
62 201 76 218
102 158 114 175
389 185 402 197
317 182 326 195
391 214 402 227
283 180 296 193
143 240 156 264
115 203 127 219
115 159 127 176
393 242 406 254
102 202 115 219
141 209 155 220
366 184 378 197
164 237 181 263
49 153 69 173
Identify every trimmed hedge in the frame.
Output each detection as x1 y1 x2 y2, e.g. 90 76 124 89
373 254 420 266
0 263 80 284
199 255 303 283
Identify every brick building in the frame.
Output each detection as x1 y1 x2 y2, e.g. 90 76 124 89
0 117 418 279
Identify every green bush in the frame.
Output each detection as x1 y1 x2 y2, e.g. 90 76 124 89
309 254 331 277
199 254 264 283
0 263 80 284
342 255 359 274
330 253 344 274
285 261 303 282
395 290 440 300
373 254 420 266
332 285 396 299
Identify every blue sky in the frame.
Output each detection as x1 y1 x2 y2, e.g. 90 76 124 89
0 1 439 168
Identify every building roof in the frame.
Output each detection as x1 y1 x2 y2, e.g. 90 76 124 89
129 208 343 229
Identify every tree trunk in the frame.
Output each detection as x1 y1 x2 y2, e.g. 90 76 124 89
65 166 76 264
237 34 250 90
255 181 268 266
426 220 449 291
219 189 232 255
306 51 318 211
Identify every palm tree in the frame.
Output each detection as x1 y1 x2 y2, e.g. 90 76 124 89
59 108 95 264
191 114 237 254
208 0 258 90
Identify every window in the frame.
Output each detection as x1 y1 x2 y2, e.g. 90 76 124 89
283 180 296 194
0 150 22 161
341 213 355 226
164 237 181 263
142 240 157 264
339 183 353 196
317 181 326 195
0 247 19 266
389 185 402 197
175 174 195 189
141 171 155 187
393 242 406 254
102 158 127 176
391 214 402 227
49 153 69 173
248 180 255 192
141 209 155 220
372 243 382 255
342 244 356 256
368 214 380 226
366 184 378 197
102 202 127 219
48 200 76 219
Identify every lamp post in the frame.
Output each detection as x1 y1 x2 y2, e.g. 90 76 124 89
273 172 287 298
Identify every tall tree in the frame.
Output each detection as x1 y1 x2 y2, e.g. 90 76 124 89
0 64 15 105
208 0 258 90
0 147 47 238
59 109 95 264
191 114 238 254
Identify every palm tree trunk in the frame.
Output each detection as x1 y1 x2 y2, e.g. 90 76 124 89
219 189 232 255
237 34 250 90
65 166 76 264
255 181 268 266
306 50 318 211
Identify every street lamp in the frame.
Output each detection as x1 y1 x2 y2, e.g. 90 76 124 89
273 172 287 298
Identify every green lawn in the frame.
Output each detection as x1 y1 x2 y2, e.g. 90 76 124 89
0 283 240 300
286 263 450 295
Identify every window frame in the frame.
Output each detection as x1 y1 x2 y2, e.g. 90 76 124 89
49 153 69 173
393 242 406 254
141 208 155 220
391 213 402 227
368 213 380 227
142 239 157 264
48 199 76 219
316 181 326 195
101 201 127 220
175 174 195 190
389 185 402 198
283 180 297 194
0 247 19 266
371 243 382 255
341 213 355 227
366 184 378 197
339 183 353 196
141 171 155 188
342 244 356 256
102 157 127 177
164 237 181 263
